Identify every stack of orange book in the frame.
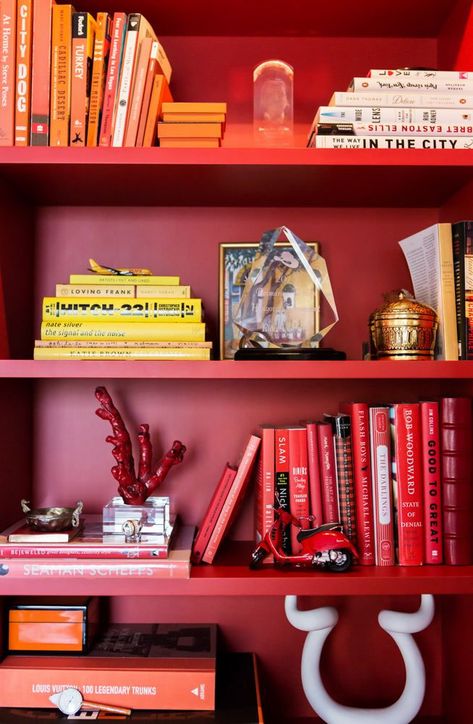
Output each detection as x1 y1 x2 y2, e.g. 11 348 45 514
157 102 227 148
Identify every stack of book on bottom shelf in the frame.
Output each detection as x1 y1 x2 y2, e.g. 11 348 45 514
157 102 227 148
0 652 263 722
34 261 212 360
0 516 195 579
0 623 218 711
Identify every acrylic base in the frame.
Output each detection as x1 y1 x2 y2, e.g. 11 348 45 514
102 496 173 539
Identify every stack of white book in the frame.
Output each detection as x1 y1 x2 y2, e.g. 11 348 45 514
307 68 473 149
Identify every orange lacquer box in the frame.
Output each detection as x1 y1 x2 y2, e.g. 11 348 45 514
8 597 100 654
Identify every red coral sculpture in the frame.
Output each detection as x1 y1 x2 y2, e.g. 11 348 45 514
95 386 186 505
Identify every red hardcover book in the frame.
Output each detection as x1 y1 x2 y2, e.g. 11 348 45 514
0 525 194 579
325 414 358 546
441 396 473 564
420 401 443 564
306 422 323 528
202 435 261 564
0 0 16 145
191 462 237 564
391 403 424 566
288 427 310 553
14 0 33 145
98 11 126 147
316 421 340 524
30 0 55 145
369 406 395 566
274 427 291 553
254 426 275 564
340 402 375 565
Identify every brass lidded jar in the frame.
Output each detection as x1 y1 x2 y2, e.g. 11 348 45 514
369 290 438 360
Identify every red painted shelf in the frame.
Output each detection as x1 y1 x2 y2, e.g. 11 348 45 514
2 542 472 597
1 147 473 206
1 359 473 380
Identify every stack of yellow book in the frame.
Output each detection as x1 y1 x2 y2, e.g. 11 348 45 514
157 102 227 148
34 266 212 360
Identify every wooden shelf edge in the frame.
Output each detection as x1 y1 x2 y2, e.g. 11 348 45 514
1 359 473 380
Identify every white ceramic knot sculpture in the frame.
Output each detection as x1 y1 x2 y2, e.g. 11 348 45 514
285 593 435 724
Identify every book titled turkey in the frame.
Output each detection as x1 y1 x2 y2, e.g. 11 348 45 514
369 406 395 566
391 403 424 566
420 401 443 564
70 12 96 146
254 426 275 563
441 397 473 564
202 435 261 564
316 421 340 524
288 427 309 553
340 402 375 565
191 463 238 564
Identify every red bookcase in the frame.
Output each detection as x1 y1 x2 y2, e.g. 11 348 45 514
1 1 473 720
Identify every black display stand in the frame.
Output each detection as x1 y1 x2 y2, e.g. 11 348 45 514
234 347 346 361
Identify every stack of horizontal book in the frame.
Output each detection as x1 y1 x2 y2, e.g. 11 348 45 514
157 102 227 148
0 517 195 579
308 68 473 149
34 269 212 360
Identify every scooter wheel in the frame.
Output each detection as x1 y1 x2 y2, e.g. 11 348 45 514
327 549 353 573
250 548 268 569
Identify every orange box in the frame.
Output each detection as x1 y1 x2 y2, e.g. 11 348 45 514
8 596 100 653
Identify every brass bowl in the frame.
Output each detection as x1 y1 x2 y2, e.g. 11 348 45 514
20 500 83 532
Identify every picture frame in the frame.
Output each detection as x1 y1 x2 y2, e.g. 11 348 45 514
219 241 320 360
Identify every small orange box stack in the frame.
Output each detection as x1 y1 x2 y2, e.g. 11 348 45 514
157 102 227 147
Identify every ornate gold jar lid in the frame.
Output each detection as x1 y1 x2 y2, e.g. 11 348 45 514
369 289 438 360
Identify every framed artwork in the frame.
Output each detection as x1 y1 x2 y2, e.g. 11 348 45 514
219 241 319 360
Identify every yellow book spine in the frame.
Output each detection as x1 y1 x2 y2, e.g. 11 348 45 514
35 339 212 348
136 285 191 298
34 347 210 360
40 321 206 342
42 298 202 322
56 284 135 297
69 275 180 285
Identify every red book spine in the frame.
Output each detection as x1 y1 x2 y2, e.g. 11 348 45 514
30 0 55 145
99 11 126 146
254 426 275 563
0 543 169 559
275 427 291 553
369 406 395 566
202 435 261 564
288 427 310 553
328 414 357 545
392 403 424 566
441 396 473 564
191 463 237 564
0 0 17 145
306 422 323 527
340 402 375 565
316 422 340 524
420 401 443 564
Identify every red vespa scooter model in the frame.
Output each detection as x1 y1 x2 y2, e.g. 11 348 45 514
250 508 358 572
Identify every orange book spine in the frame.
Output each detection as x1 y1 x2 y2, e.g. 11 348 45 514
70 12 96 146
157 121 223 138
30 0 55 145
0 660 216 710
135 41 158 147
0 0 16 145
159 138 220 148
98 11 126 146
14 0 33 145
124 35 152 147
49 4 74 146
142 73 172 147
86 12 111 146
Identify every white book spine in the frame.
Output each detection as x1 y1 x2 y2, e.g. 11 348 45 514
349 77 473 93
311 135 473 149
112 21 139 146
316 106 473 124
369 69 472 79
330 91 473 108
315 122 473 136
